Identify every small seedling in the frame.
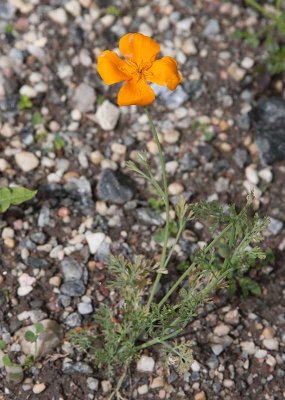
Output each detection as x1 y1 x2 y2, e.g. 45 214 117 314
106 5 121 17
53 134 65 152
18 95 33 110
148 197 165 211
4 23 14 35
32 112 43 126
24 322 44 359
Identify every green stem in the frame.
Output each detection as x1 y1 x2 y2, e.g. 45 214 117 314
245 0 278 21
136 327 184 351
158 222 233 309
144 107 170 309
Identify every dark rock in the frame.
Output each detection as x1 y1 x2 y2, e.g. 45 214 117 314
198 144 216 161
27 257 49 269
63 362 93 375
97 169 134 205
183 81 205 100
60 258 83 281
250 98 285 164
57 295 71 308
233 149 249 168
64 312 82 327
0 95 18 112
60 280 86 297
137 208 164 226
212 159 230 175
237 114 251 131
153 84 190 110
0 290 7 306
180 153 199 171
30 232 47 245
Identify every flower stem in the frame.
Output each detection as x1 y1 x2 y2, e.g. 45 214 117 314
144 107 170 309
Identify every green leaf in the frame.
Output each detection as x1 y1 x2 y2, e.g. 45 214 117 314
54 134 65 151
24 331 37 343
35 322 44 334
239 277 262 297
32 112 43 126
3 354 13 367
0 339 6 350
106 5 121 16
18 95 33 110
0 187 37 213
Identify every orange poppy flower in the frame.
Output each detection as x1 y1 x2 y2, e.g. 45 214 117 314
97 33 182 106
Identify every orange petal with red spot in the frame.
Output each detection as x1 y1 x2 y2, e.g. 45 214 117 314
97 50 132 85
145 56 182 90
119 33 160 65
117 78 155 106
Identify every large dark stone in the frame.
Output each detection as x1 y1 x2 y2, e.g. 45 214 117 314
97 168 134 205
60 280 86 297
250 98 285 164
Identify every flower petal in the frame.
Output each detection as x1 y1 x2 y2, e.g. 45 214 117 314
117 78 155 106
97 50 132 85
145 56 182 90
119 33 160 65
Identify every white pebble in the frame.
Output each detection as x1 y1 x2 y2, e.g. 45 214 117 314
137 355 155 372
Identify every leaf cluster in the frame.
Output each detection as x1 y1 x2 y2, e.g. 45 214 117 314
0 187 37 213
234 0 285 75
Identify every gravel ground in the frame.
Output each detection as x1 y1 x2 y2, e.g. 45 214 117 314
0 0 285 399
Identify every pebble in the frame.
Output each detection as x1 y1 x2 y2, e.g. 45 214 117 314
48 7 68 25
203 19 220 37
262 327 274 340
258 168 273 183
263 338 279 351
163 128 180 144
61 258 83 281
77 302 93 315
60 280 86 297
65 0 81 17
214 324 231 337
71 83 96 113
137 355 155 373
227 63 246 81
150 377 164 389
90 150 103 165
224 309 240 325
87 377 99 391
168 182 184 195
268 218 283 236
240 341 256 355
85 231 106 254
97 169 134 205
223 379 234 388
95 100 120 131
101 380 112 393
245 165 259 185
15 151 39 172
211 344 224 356
63 361 93 375
241 57 254 70
255 349 267 359
32 383 46 394
194 391 207 400
137 208 164 226
191 360 201 372
64 312 82 327
138 384 149 395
